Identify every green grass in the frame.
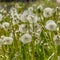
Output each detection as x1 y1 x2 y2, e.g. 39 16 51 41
0 0 60 60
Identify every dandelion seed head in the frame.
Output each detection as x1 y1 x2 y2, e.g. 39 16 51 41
45 20 57 31
1 36 13 45
2 22 10 29
53 35 60 45
28 7 34 11
37 5 43 11
43 7 53 18
19 24 27 33
19 33 32 44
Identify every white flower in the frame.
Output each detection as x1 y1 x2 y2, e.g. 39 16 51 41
34 39 40 45
2 22 10 29
30 23 42 33
34 23 41 31
23 10 32 16
0 36 13 45
10 7 18 20
3 36 13 45
19 24 27 33
1 35 5 39
45 20 57 31
43 7 53 18
53 35 60 45
15 3 20 8
12 18 19 25
20 14 27 22
20 10 33 22
19 33 32 44
19 10 39 23
27 14 39 23
17 14 22 20
35 28 42 37
0 14 3 21
37 5 43 11
28 7 34 11
9 32 14 37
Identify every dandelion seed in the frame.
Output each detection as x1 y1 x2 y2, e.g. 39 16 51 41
19 24 27 33
1 36 13 45
2 22 10 29
19 33 32 44
28 7 34 11
37 5 43 11
45 20 57 31
35 39 40 45
27 14 39 23
43 7 53 18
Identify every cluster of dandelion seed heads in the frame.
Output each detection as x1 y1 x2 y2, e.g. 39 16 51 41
0 2 60 60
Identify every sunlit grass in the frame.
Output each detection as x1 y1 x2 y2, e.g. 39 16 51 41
0 0 60 60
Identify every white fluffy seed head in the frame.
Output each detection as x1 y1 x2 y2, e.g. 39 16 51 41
37 5 43 11
0 36 13 45
53 35 60 45
28 7 34 11
45 20 57 31
19 24 27 33
2 22 10 28
3 37 13 45
19 33 32 44
43 7 53 18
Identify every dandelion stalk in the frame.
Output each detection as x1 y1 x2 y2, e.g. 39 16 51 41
2 45 6 60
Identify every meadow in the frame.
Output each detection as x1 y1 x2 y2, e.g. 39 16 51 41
0 0 60 60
